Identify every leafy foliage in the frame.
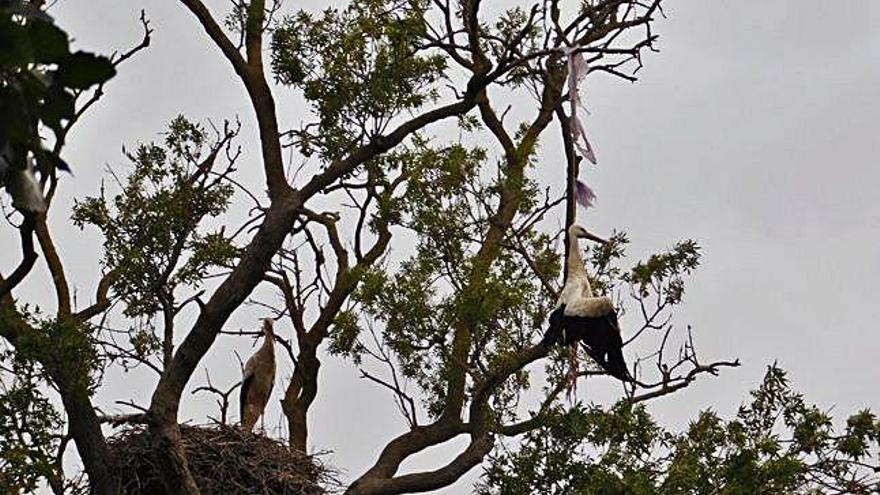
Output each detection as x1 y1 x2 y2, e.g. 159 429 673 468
0 1 115 190
72 116 235 318
0 359 62 494
347 138 554 417
480 365 880 494
271 0 445 159
14 317 101 391
626 240 701 304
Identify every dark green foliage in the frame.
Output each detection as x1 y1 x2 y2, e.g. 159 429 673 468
485 6 542 88
626 240 700 303
0 359 62 494
344 139 555 417
585 231 630 296
14 317 100 391
0 1 115 187
271 0 446 159
328 310 364 364
0 310 92 494
128 321 163 364
0 304 101 392
480 366 880 494
481 402 666 495
72 116 235 318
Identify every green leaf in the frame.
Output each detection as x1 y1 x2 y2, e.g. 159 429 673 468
0 16 30 67
39 86 75 132
27 19 69 63
55 51 115 89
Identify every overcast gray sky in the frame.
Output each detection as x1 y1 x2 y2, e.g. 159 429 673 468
5 0 879 492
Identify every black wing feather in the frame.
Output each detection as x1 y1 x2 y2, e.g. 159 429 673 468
542 305 567 346
239 374 254 422
601 312 633 381
559 310 633 382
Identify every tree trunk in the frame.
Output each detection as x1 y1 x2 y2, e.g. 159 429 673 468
56 379 119 495
0 296 119 495
282 343 320 452
149 419 200 494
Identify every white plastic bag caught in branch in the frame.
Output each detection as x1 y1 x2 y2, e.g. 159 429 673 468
564 48 597 165
575 179 596 209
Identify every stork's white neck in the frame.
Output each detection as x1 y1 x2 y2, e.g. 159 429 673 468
564 233 593 297
260 329 275 354
567 234 589 280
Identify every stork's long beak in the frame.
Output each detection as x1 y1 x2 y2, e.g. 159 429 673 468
578 230 608 244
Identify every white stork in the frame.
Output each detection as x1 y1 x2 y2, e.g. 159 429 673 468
542 224 632 382
240 319 276 431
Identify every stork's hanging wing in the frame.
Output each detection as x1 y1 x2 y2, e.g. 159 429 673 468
566 311 632 382
605 342 633 382
542 305 567 346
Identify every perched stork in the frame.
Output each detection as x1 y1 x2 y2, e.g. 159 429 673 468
240 320 276 432
542 224 632 382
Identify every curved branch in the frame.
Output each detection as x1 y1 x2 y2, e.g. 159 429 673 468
75 270 118 321
628 359 741 404
34 215 71 316
348 434 494 495
0 214 38 298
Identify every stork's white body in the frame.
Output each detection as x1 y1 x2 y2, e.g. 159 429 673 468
557 226 614 319
558 276 613 319
240 321 276 432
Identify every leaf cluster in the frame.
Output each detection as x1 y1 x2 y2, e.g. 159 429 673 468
0 1 114 185
12 316 101 391
271 0 446 159
0 360 62 495
626 240 700 304
348 141 554 417
71 116 235 317
481 402 666 495
481 365 880 494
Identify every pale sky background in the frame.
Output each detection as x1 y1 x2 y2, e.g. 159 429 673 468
3 1 879 493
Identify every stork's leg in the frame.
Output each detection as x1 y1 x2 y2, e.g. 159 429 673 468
241 406 256 432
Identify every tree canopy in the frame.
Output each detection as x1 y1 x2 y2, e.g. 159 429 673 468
0 1 876 494
480 365 880 494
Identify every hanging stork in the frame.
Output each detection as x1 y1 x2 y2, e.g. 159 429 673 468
542 224 633 382
240 319 276 432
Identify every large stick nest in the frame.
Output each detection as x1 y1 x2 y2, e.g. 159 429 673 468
107 424 333 494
